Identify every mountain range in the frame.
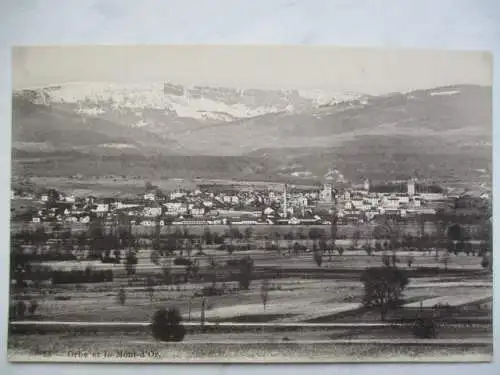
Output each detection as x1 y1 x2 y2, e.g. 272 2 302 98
11 82 492 188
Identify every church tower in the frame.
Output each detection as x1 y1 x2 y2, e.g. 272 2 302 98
364 178 370 192
407 179 416 197
283 184 288 218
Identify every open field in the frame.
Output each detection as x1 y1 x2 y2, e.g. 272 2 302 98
36 249 488 275
15 248 492 324
27 176 199 197
19 277 490 324
10 247 492 362
24 176 318 198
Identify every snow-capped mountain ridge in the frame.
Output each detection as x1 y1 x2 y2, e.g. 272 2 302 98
14 81 365 123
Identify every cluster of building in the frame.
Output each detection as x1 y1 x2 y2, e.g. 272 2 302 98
334 179 444 222
11 177 489 227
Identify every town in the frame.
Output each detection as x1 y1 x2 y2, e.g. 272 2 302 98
7 43 493 362
11 178 490 228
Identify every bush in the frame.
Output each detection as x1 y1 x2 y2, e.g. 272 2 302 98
9 304 16 320
361 266 409 320
151 307 186 342
226 259 241 267
118 287 126 305
174 257 193 266
125 252 138 276
313 251 323 267
481 254 492 271
54 295 72 301
16 300 26 318
413 317 437 338
28 300 39 315
51 269 113 284
381 253 391 267
9 300 29 320
201 286 224 296
238 256 254 290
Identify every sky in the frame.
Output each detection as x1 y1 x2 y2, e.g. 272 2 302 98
12 45 492 95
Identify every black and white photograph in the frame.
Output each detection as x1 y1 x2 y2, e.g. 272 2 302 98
7 45 493 363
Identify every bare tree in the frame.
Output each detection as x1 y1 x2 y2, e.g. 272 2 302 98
441 251 450 271
329 214 338 262
407 254 415 268
417 214 425 252
373 217 401 251
146 275 156 303
313 246 323 267
352 229 361 249
361 267 409 320
381 251 391 267
150 250 160 266
117 287 126 305
125 251 138 282
208 255 217 288
260 279 270 310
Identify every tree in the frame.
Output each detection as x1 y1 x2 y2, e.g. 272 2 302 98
361 267 409 320
330 214 338 249
162 262 172 285
244 227 253 241
15 300 27 319
373 217 401 251
145 181 155 191
146 276 156 302
184 238 193 258
352 230 361 249
293 241 302 256
319 239 328 252
151 307 186 342
113 249 121 263
125 251 138 277
364 244 373 256
415 214 427 252
208 256 217 288
413 316 437 339
391 252 398 267
203 227 213 245
481 254 492 272
47 188 61 203
313 249 323 267
238 256 254 290
448 241 456 255
260 279 270 309
117 287 126 305
407 255 415 268
28 300 39 315
434 209 452 246
441 251 450 271
447 224 462 243
381 252 391 267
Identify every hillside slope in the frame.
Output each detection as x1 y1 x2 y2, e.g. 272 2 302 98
11 84 492 187
11 94 185 156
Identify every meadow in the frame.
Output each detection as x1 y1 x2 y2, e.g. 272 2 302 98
15 248 492 324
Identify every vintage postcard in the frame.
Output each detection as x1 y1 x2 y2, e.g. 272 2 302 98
8 45 492 363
